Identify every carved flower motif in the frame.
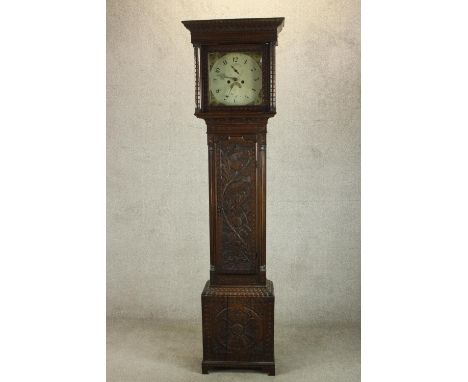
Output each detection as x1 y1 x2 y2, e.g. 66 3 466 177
215 306 262 351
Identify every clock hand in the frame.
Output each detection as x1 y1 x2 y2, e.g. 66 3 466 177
219 73 238 81
225 83 235 97
231 65 240 75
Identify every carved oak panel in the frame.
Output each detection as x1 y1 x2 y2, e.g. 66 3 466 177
215 305 263 353
202 283 274 363
215 136 257 273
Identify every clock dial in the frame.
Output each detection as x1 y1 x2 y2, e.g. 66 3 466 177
208 52 262 106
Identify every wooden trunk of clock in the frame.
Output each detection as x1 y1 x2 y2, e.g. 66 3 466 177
182 18 284 376
202 118 275 375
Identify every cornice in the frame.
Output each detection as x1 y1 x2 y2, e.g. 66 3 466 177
182 18 284 33
182 17 285 45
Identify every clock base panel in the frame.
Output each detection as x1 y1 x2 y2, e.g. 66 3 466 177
201 280 275 375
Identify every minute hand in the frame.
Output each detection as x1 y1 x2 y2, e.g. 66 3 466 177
231 65 240 74
225 83 235 97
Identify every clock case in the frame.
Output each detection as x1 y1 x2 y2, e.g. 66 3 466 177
182 18 284 376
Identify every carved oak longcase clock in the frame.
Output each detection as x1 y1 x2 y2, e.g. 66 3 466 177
182 18 284 376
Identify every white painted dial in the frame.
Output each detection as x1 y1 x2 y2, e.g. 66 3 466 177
209 52 262 106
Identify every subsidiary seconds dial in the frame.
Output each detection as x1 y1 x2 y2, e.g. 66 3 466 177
209 52 262 106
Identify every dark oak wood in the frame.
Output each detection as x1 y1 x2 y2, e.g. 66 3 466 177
182 17 284 376
182 17 284 45
201 282 275 375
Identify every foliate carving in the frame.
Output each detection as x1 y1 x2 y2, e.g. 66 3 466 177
214 306 263 352
217 137 257 272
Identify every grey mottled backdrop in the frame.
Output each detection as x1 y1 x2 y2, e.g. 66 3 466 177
107 0 360 326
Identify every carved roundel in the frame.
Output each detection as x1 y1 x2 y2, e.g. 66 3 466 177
215 305 262 351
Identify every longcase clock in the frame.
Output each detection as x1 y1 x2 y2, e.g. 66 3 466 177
182 17 285 376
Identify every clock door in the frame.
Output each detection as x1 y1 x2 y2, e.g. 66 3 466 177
214 135 258 274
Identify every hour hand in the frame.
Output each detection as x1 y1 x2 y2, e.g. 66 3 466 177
219 73 238 81
231 65 240 74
